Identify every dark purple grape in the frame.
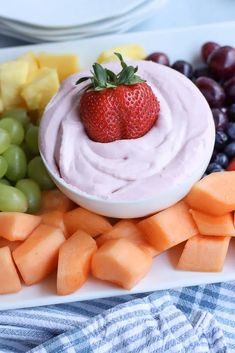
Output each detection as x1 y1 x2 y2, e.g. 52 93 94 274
171 60 193 79
210 149 217 161
195 77 225 108
227 104 235 120
215 130 228 150
224 142 235 157
145 52 170 66
212 152 229 168
201 42 220 62
208 46 235 80
226 122 235 140
194 65 210 79
206 162 224 174
224 76 235 103
211 108 228 130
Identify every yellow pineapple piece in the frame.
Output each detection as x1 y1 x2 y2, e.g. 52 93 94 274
17 52 39 79
21 68 59 110
0 60 29 109
37 53 79 82
97 44 146 64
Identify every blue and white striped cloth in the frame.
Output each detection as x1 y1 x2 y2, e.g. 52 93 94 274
0 282 234 353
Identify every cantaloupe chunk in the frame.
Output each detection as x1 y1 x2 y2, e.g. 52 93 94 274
190 209 235 236
57 230 97 295
0 60 29 109
185 172 235 216
91 238 152 290
13 224 65 285
96 220 159 257
40 189 75 213
38 53 79 82
0 238 22 251
138 201 198 252
64 207 112 237
41 211 68 238
0 246 21 294
177 234 231 272
21 67 59 110
0 212 41 241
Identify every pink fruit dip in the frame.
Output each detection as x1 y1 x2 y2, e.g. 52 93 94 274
39 60 215 201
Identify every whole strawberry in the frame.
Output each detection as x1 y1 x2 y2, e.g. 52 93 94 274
76 53 160 143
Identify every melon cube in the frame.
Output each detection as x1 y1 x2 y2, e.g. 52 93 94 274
0 238 22 251
40 189 76 213
97 44 145 64
13 224 65 285
57 230 97 295
0 246 21 294
190 209 235 236
0 60 29 109
38 53 79 82
91 238 152 290
0 212 41 241
177 234 231 272
96 220 159 257
64 207 112 237
21 67 59 110
185 172 235 216
138 201 198 252
41 211 68 238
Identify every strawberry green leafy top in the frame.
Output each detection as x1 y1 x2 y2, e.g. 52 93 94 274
76 53 145 91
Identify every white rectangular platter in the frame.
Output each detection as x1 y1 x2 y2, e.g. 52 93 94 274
1 22 235 310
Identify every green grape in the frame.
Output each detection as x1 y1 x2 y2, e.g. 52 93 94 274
0 128 11 154
0 178 10 185
16 178 41 214
3 145 27 182
2 108 30 129
0 118 24 145
0 156 8 178
25 125 39 155
21 141 34 162
0 183 27 212
27 156 55 190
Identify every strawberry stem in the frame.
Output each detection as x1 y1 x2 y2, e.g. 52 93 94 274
76 53 145 91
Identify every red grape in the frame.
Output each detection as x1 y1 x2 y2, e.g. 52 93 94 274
208 46 235 80
224 76 235 103
145 52 169 66
201 41 220 62
195 77 225 108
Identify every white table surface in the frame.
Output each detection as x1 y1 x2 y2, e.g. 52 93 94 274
0 0 234 47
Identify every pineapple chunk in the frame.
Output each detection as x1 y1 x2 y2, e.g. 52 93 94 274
97 44 146 64
37 53 79 82
21 68 59 110
0 60 29 109
17 52 39 79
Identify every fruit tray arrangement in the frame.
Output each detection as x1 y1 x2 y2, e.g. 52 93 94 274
0 39 235 300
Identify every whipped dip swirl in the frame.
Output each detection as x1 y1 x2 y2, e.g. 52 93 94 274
40 61 215 201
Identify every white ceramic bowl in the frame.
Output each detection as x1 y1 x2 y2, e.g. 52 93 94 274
40 145 214 219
